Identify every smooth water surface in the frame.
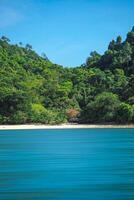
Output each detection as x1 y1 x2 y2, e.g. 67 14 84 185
0 128 134 200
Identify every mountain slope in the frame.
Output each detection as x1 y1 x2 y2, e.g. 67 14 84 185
0 27 134 124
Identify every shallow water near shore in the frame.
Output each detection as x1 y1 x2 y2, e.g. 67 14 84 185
0 128 134 200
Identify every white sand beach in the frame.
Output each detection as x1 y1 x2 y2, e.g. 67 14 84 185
0 124 134 130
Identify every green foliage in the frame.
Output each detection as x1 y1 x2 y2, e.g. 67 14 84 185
116 103 133 123
128 96 134 105
29 103 67 124
11 111 28 124
80 92 119 123
86 51 101 68
0 27 134 124
126 26 134 44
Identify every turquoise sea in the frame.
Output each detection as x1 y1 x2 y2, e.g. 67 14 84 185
0 128 134 200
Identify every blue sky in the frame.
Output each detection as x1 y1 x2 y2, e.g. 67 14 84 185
0 0 134 67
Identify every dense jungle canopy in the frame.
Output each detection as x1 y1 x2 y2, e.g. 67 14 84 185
0 27 134 124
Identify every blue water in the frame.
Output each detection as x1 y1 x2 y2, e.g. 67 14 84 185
0 128 134 200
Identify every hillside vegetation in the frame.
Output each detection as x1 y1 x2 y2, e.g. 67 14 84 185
0 27 134 124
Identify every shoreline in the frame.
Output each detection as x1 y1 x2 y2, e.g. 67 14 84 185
0 124 134 130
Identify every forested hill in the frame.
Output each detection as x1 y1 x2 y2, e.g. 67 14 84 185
0 27 134 124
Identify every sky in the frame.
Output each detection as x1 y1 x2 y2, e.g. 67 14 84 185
0 0 134 67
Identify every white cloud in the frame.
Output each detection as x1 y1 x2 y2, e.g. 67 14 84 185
0 6 23 28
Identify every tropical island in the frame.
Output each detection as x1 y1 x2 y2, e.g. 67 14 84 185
0 27 134 125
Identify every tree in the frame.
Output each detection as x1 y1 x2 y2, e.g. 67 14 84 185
112 69 128 98
86 51 101 68
1 36 10 43
41 53 49 61
25 44 32 50
0 27 134 124
126 27 134 44
80 92 120 123
19 42 23 46
116 103 133 123
108 40 115 50
66 109 79 122
128 96 134 105
116 36 122 44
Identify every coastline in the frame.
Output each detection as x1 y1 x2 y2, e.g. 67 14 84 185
0 124 134 130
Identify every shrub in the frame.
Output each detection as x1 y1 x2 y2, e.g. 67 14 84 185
66 108 80 122
29 103 67 124
80 92 120 123
11 111 28 124
116 103 133 123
